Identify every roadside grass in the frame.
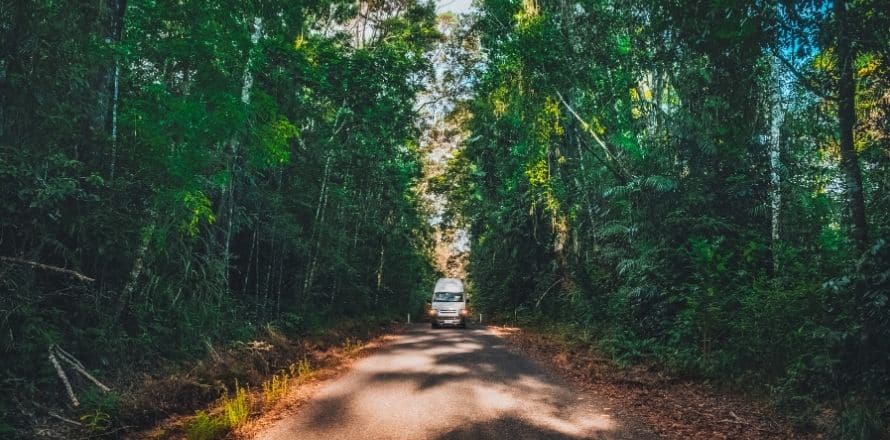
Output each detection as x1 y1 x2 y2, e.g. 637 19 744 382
222 384 250 428
176 320 394 440
261 371 290 407
184 383 250 440
185 411 228 440
261 358 314 407
180 358 325 440
180 363 314 440
342 337 363 354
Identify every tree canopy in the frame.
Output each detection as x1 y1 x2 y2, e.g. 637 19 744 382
2 0 889 437
1 0 439 435
437 0 890 436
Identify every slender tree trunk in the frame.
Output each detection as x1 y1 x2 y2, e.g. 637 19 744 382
116 210 156 319
244 226 257 294
224 17 263 285
835 0 869 250
353 189 366 249
769 56 784 268
255 227 262 311
110 63 120 180
375 209 393 293
241 17 262 106
376 244 386 291
275 244 284 317
302 153 333 299
102 0 127 180
263 236 274 317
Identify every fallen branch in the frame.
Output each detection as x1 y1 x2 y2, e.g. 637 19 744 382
534 278 563 309
204 339 223 363
52 345 111 393
54 345 86 370
48 411 82 426
0 256 95 283
715 411 781 434
48 349 79 407
75 425 133 440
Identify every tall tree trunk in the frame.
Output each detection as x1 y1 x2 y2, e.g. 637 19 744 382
376 244 385 291
244 226 257 295
223 17 263 286
101 0 127 179
116 209 156 319
302 153 333 300
769 56 784 268
375 209 393 299
835 0 869 250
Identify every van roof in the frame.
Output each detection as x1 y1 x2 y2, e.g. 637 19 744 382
434 278 463 293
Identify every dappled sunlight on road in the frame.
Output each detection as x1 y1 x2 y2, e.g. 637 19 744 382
256 325 653 440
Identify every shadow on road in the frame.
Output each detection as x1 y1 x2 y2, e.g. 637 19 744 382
432 415 589 439
260 325 653 440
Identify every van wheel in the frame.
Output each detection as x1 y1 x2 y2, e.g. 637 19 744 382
431 322 438 329
460 320 467 329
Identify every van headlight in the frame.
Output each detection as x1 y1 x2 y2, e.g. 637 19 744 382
459 309 469 316
428 309 437 316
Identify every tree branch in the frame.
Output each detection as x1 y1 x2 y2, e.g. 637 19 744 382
48 349 79 407
53 345 111 393
0 257 95 283
772 51 837 101
555 90 631 183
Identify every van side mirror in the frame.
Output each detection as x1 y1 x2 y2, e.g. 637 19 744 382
426 299 431 305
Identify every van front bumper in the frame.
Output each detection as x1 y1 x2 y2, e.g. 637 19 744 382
431 311 466 326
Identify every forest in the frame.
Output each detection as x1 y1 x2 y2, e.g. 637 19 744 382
1 0 888 438
436 0 890 437
1 0 439 437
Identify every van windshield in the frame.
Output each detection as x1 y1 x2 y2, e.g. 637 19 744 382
433 292 463 302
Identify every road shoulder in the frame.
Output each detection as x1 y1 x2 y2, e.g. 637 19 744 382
489 325 810 440
231 330 405 439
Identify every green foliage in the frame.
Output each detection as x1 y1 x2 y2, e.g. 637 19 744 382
79 410 112 433
79 390 121 422
185 411 229 440
262 371 291 406
0 0 438 435
221 384 250 428
184 383 253 440
835 402 884 440
448 0 890 434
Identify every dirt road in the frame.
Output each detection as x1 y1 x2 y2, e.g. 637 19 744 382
255 324 657 439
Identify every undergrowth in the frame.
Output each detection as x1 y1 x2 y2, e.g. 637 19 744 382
342 337 363 354
261 358 313 407
221 384 250 429
176 320 393 440
185 411 228 440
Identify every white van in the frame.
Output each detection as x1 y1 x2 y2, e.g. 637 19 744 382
428 278 468 328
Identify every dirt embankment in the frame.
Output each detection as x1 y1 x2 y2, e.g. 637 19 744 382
17 320 405 440
490 326 823 440
131 323 405 439
137 322 405 440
